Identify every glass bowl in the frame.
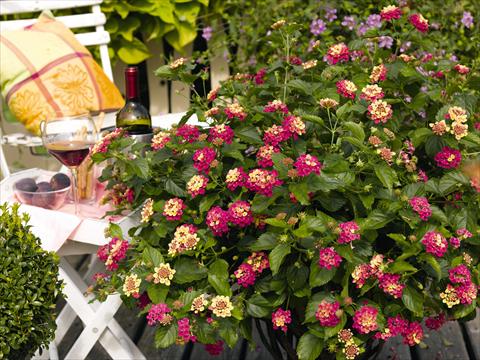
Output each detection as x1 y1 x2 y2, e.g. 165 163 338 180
13 175 70 210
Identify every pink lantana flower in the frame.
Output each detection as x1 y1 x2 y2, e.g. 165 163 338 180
225 167 247 191
294 154 322 177
163 198 185 221
234 263 256 288
409 196 432 221
228 200 254 227
315 300 341 327
380 5 402 22
272 308 292 332
338 221 360 244
352 305 378 334
434 146 462 169
193 147 216 174
206 206 229 236
176 124 200 143
318 247 342 270
422 231 448 257
409 14 429 32
326 43 350 65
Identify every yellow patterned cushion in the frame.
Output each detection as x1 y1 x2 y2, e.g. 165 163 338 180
0 12 124 134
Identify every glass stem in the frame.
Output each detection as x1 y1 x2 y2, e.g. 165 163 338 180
70 167 80 216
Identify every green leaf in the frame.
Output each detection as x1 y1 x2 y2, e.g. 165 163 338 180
150 1 175 23
250 233 278 251
165 21 198 51
174 2 201 23
289 182 310 205
359 194 374 209
147 284 169 304
155 324 177 348
218 319 239 347
117 37 151 64
199 194 219 213
288 79 313 95
389 261 418 274
420 254 442 280
310 262 336 288
362 210 394 230
453 303 476 319
287 265 309 291
108 223 124 239
174 257 208 284
264 218 288 228
165 179 186 197
236 126 262 144
269 243 291 275
375 165 398 189
402 286 424 316
208 260 232 296
343 122 365 142
246 294 271 318
117 16 141 41
142 246 164 267
297 332 323 360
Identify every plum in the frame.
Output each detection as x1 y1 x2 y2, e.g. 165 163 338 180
15 178 37 192
50 173 71 190
32 182 56 208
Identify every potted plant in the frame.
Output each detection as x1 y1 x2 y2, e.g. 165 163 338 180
91 4 479 359
0 203 63 360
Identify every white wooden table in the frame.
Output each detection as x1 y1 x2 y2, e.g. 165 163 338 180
0 169 145 360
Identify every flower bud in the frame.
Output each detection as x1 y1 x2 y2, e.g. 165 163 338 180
408 235 417 242
276 212 287 220
394 189 402 196
145 274 154 282
327 221 337 230
343 297 353 306
287 217 298 226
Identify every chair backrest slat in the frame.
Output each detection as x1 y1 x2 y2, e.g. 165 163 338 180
0 0 102 15
0 12 106 31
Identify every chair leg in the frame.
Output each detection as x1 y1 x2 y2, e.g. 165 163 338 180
59 258 145 360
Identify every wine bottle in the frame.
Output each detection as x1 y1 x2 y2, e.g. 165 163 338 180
116 66 152 135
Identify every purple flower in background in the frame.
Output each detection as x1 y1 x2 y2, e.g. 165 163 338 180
420 85 428 93
248 56 257 67
366 14 382 29
462 11 474 28
378 36 393 48
397 0 408 6
450 54 458 62
325 8 337 22
310 19 326 35
399 41 411 53
202 26 213 41
357 22 368 36
341 16 356 30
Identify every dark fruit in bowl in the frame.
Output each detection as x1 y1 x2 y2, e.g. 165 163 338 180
32 182 56 208
50 173 71 190
15 178 38 192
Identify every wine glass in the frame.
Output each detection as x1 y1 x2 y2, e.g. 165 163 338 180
40 114 98 215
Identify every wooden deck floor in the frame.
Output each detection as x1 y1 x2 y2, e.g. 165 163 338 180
59 256 480 360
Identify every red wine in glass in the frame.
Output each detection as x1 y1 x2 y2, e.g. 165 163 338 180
46 140 92 167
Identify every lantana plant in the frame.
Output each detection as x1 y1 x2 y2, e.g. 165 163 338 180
91 4 479 360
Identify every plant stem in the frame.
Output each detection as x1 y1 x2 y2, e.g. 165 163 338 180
283 33 290 102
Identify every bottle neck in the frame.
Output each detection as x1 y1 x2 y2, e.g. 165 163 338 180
125 67 140 101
